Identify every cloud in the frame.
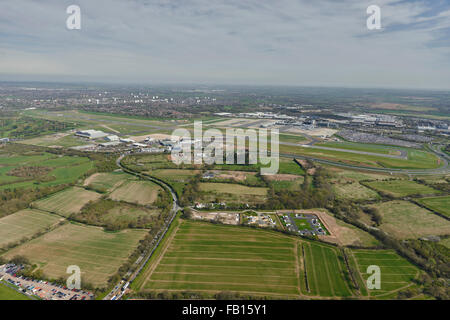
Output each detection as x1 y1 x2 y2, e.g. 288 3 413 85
0 0 449 89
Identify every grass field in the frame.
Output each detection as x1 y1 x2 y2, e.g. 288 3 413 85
351 250 420 298
416 196 450 218
199 183 268 196
138 219 356 298
317 141 401 155
332 182 380 201
32 187 102 217
364 180 440 197
141 220 300 297
270 177 305 192
0 209 63 249
279 144 441 170
369 201 450 239
20 133 90 148
0 283 30 300
108 180 162 205
2 223 148 287
300 242 352 297
83 172 134 193
150 169 200 182
0 152 93 190
101 204 159 227
198 183 268 204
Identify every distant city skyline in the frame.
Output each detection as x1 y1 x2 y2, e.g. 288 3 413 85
1 0 450 90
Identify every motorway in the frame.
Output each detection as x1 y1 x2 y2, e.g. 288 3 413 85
104 154 181 300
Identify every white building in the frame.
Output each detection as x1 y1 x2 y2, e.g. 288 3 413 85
75 130 108 139
105 135 119 142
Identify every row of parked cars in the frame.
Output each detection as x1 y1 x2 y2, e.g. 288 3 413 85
1 264 94 300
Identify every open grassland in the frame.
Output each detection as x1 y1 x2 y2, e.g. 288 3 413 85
199 183 267 196
101 204 159 227
20 133 89 148
364 180 440 197
0 283 30 300
332 182 380 201
370 201 450 239
139 219 357 299
280 144 441 170
108 180 162 206
0 152 93 190
84 172 134 193
279 134 308 144
150 169 200 182
278 158 305 175
269 177 305 192
32 187 102 217
0 209 63 249
24 109 176 136
326 166 391 182
300 242 353 297
142 220 300 297
416 196 450 218
351 250 420 298
2 223 148 288
317 141 401 155
198 183 268 204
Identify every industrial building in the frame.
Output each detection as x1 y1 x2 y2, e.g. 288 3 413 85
75 130 108 139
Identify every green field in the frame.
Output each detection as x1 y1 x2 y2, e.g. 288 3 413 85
108 180 162 206
301 242 352 297
198 183 268 204
139 219 356 298
280 144 441 170
364 180 440 197
20 133 90 148
369 201 450 239
2 223 148 287
351 250 420 298
332 182 380 201
199 183 268 196
32 187 102 217
317 141 401 155
0 152 93 190
416 196 450 218
23 109 176 136
84 172 135 193
0 283 30 300
0 209 63 249
75 201 160 229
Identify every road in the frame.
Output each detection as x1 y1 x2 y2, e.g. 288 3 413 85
104 154 181 300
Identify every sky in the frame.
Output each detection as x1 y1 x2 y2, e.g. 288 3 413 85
0 0 450 89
